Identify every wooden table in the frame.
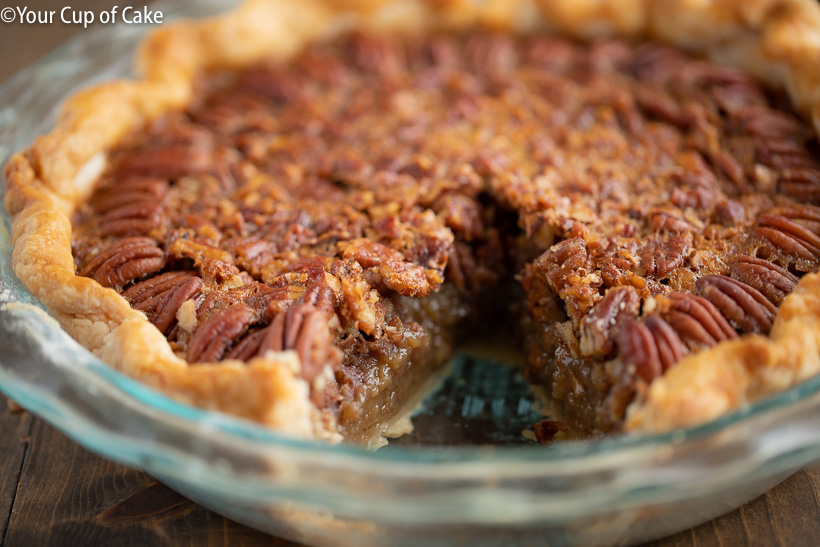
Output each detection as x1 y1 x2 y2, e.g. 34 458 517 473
0 392 819 546
3 3 820 545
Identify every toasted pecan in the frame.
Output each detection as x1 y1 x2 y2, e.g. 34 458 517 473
696 275 777 334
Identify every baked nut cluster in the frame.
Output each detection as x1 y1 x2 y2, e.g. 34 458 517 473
67 30 820 438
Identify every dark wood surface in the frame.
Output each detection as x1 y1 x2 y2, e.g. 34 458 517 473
1 392 820 547
3 2 820 546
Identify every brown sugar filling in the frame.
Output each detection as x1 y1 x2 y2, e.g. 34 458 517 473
70 31 820 441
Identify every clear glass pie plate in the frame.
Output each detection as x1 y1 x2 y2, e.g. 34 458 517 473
3 2 820 545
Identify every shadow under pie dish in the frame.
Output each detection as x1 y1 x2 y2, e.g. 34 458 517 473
6 0 820 449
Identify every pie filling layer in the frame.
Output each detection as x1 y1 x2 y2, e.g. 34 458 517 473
70 31 820 441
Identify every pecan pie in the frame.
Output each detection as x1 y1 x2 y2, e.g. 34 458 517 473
6 0 820 443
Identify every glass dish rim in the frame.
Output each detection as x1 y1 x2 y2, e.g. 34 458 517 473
1 0 820 472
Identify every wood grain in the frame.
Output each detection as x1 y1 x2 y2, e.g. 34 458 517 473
0 390 819 546
0 402 32 542
0 396 286 547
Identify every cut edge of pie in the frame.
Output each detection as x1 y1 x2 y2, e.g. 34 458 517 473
5 0 820 443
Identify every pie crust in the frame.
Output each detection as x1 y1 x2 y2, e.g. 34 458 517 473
5 0 820 441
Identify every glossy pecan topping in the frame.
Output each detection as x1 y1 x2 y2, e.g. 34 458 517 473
756 140 819 171
648 209 693 234
644 315 687 372
580 286 640 357
301 284 337 317
98 201 163 238
663 293 738 349
639 235 690 278
696 275 777 334
89 177 167 212
330 260 379 336
123 271 191 303
754 213 820 260
187 305 256 363
239 65 305 103
780 169 820 205
618 320 657 383
91 176 167 237
123 272 203 334
340 238 443 298
257 286 307 319
167 239 240 284
712 83 766 117
66 31 820 437
534 238 602 323
619 315 687 384
669 169 719 210
770 204 820 234
731 256 798 306
349 32 406 76
741 107 807 140
245 303 336 380
634 85 684 128
116 144 213 180
630 44 686 84
535 238 588 294
79 237 165 288
465 33 516 76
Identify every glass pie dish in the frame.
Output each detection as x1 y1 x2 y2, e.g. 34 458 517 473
4 1 820 545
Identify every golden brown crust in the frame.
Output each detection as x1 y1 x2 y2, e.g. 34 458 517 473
5 0 820 437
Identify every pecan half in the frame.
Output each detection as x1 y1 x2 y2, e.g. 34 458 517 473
151 276 203 334
769 204 820 235
618 320 661 383
753 213 820 260
649 209 693 234
741 107 806 140
756 140 819 171
123 271 193 305
669 169 718 210
663 293 737 348
258 303 336 380
116 145 213 180
187 304 256 363
634 84 683 128
301 284 337 317
712 83 766 116
731 255 798 306
240 66 305 103
79 237 165 288
98 201 162 237
640 235 690 278
579 286 640 357
587 39 632 70
350 33 406 76
709 148 744 184
631 44 686 84
696 275 777 334
644 315 687 372
465 33 516 76
90 178 168 212
224 329 267 362
226 302 337 380
780 168 820 205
